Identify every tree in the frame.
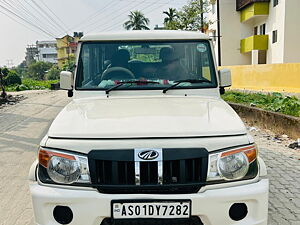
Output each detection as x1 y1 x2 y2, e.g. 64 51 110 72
163 8 179 30
5 70 22 85
124 11 150 30
0 68 7 99
164 0 211 31
46 65 61 80
28 61 53 80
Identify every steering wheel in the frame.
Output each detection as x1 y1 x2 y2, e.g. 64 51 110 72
101 67 135 80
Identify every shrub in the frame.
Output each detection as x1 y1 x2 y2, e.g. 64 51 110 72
46 66 61 80
5 71 22 85
28 61 53 80
15 84 29 91
222 91 300 117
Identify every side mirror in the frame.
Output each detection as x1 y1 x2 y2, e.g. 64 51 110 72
60 71 73 90
218 68 232 88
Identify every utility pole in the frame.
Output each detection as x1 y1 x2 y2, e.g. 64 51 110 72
200 0 204 33
6 59 14 68
216 0 222 66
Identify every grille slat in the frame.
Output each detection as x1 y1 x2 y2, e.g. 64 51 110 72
89 148 208 194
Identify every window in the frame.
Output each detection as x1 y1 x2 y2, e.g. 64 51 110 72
272 30 278 43
259 24 266 35
273 0 278 7
76 41 218 91
254 26 258 35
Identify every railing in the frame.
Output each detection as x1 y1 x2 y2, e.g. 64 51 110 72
236 0 270 11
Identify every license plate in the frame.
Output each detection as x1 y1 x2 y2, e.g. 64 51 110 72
112 200 191 219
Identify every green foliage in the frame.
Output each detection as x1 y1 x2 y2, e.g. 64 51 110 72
164 0 211 31
124 10 150 30
1 67 9 76
62 55 76 72
5 70 22 85
163 8 179 30
6 79 59 92
14 61 29 78
46 65 61 80
222 91 300 117
28 61 53 80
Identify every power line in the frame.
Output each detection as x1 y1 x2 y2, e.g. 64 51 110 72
68 0 119 32
0 8 50 38
103 0 171 32
40 0 70 33
29 0 66 35
86 0 151 33
8 0 59 36
0 3 57 38
5 0 61 36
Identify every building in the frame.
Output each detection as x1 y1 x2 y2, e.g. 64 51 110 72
56 32 83 68
36 40 57 64
207 0 300 66
25 45 38 66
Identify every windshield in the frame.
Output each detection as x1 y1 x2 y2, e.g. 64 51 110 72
75 40 217 91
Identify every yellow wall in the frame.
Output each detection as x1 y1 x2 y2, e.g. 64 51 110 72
240 2 269 22
56 35 76 68
220 63 300 93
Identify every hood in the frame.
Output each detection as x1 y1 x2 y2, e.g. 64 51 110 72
48 96 247 139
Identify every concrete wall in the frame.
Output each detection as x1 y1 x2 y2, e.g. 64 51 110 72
221 63 300 93
283 0 300 63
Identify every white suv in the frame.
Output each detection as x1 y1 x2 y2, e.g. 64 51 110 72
29 30 269 225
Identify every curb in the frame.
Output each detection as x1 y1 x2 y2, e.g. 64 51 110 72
229 103 300 140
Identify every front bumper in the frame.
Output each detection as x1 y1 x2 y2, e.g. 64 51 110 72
30 178 268 225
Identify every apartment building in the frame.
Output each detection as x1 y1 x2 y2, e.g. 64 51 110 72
56 32 83 68
36 40 57 64
208 0 300 66
25 45 38 66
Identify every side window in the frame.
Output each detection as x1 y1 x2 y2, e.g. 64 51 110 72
259 24 266 35
272 30 278 43
254 26 258 35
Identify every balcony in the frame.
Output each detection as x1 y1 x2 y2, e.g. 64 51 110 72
240 2 269 22
236 0 270 11
240 35 268 53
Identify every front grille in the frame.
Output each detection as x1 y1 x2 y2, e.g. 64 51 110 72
88 148 208 194
100 217 204 225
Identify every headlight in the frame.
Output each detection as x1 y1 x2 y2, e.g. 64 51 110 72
207 145 258 182
38 148 90 184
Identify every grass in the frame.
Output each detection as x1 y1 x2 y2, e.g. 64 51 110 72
6 79 59 92
222 91 300 117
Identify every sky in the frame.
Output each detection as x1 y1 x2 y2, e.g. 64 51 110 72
0 0 188 67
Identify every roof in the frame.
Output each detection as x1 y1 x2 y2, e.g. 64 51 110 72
36 40 56 44
80 30 211 42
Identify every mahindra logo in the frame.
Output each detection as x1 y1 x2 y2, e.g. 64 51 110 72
138 150 159 160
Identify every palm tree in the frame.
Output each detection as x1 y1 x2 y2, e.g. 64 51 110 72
124 11 150 30
163 8 178 26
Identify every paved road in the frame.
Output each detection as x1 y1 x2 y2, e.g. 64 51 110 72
0 90 299 225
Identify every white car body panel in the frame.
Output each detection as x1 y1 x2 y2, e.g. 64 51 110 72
48 96 246 139
29 31 268 225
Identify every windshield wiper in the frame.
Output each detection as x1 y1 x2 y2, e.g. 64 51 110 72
106 80 159 94
162 79 211 93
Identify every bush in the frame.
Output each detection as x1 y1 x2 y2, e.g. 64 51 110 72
222 91 300 117
15 84 29 91
46 66 60 80
28 61 53 80
5 71 22 85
